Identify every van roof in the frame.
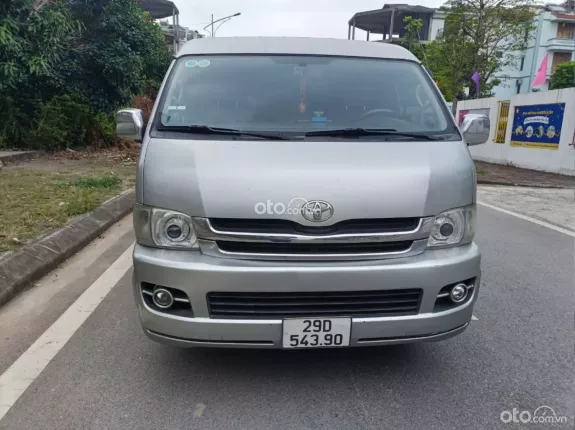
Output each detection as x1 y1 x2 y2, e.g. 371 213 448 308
176 37 419 62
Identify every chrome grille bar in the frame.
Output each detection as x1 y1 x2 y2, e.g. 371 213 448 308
198 238 429 261
193 217 434 244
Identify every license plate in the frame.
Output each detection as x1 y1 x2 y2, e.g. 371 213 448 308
282 318 351 349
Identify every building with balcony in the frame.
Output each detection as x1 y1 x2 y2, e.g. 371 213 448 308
347 4 447 43
138 0 203 54
491 3 575 98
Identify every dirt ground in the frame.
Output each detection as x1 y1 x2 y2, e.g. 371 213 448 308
475 160 575 189
1 147 140 172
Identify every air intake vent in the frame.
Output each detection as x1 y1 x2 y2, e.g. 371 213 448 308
216 240 413 255
210 218 420 235
207 289 423 319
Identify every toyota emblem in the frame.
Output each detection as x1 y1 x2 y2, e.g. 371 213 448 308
301 200 334 223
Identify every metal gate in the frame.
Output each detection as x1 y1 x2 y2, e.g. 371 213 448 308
494 101 510 143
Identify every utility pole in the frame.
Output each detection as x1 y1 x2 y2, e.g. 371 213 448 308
204 13 241 37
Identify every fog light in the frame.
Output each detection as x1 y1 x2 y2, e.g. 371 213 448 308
166 224 182 239
439 222 454 237
153 288 174 308
450 284 468 303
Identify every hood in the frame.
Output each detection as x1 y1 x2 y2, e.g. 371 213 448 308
139 138 476 224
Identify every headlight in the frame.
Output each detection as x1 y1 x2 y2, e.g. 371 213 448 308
427 205 475 249
133 204 198 249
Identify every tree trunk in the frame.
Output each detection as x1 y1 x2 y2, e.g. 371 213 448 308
451 89 458 115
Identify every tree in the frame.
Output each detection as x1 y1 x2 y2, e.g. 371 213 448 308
418 0 535 111
550 61 575 90
0 0 78 143
402 16 425 62
0 0 172 149
443 0 536 95
424 13 476 112
0 0 77 91
65 0 172 112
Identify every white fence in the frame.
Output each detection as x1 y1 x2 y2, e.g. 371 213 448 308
456 88 575 176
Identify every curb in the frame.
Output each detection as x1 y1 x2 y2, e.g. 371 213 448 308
0 151 43 164
0 189 135 308
477 179 567 189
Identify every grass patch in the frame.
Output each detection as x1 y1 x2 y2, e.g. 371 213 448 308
66 192 98 216
0 166 135 253
476 168 486 175
71 175 121 189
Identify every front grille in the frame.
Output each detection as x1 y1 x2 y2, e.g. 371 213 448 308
207 289 423 319
210 218 420 235
216 240 413 255
193 216 432 261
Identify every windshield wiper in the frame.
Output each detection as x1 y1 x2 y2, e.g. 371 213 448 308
305 128 439 141
156 125 291 140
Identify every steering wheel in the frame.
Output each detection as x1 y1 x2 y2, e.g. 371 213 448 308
415 84 429 107
359 109 399 121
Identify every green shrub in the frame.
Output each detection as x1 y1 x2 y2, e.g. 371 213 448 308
94 111 116 146
550 61 575 90
28 95 93 150
0 96 36 148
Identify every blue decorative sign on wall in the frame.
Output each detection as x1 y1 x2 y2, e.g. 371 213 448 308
510 103 565 150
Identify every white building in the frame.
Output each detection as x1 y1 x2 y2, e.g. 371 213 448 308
491 3 575 99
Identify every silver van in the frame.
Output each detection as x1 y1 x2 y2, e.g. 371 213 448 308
117 37 489 349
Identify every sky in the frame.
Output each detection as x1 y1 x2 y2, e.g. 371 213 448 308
171 0 445 39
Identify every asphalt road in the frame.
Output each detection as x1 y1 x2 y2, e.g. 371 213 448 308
0 203 573 430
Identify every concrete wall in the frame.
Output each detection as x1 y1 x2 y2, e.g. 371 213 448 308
457 88 575 175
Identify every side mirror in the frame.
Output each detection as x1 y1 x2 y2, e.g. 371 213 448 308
116 108 144 142
461 114 490 146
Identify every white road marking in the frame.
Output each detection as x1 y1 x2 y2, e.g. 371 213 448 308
472 315 478 321
0 244 134 421
477 201 575 237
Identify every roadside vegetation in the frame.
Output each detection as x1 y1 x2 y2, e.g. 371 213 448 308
550 61 575 90
0 0 170 252
0 0 171 150
0 150 138 253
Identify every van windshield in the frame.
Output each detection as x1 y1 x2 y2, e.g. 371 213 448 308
156 55 458 139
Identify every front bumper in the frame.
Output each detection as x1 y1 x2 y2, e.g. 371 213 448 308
133 243 481 348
